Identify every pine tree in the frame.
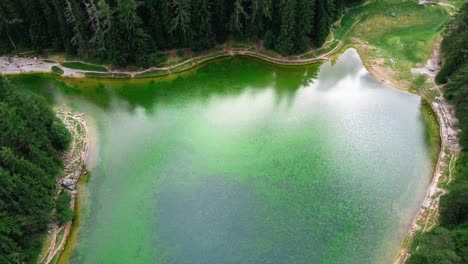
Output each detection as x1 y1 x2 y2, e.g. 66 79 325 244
312 0 331 47
190 0 214 51
108 0 150 65
212 0 229 42
170 0 192 43
276 0 296 55
295 0 315 53
249 0 273 37
85 0 111 54
145 0 172 49
229 0 248 34
64 0 88 54
0 0 362 66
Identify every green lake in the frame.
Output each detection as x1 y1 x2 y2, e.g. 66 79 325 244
11 49 435 264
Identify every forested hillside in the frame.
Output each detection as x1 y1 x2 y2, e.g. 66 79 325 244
0 76 71 263
409 3 468 263
0 0 361 66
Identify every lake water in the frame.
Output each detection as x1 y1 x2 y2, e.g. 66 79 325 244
11 49 434 264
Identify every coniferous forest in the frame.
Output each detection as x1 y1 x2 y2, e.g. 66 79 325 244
0 76 71 263
409 3 468 263
0 0 361 66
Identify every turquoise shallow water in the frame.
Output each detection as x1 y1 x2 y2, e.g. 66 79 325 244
12 49 434 264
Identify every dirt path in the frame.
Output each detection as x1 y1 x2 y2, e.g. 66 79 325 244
38 111 89 264
394 40 461 264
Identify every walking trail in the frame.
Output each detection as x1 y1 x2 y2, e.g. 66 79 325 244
0 43 342 78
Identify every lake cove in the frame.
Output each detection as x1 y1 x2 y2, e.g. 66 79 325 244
11 49 435 264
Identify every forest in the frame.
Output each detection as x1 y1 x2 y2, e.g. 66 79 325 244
409 3 468 263
0 76 71 263
0 0 361 66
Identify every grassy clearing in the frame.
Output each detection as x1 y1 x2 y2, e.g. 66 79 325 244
51 66 64 75
61 62 108 72
421 100 441 163
135 69 170 78
84 72 130 79
334 0 450 88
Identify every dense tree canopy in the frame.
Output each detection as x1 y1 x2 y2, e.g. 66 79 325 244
0 0 361 65
409 3 468 264
0 76 71 263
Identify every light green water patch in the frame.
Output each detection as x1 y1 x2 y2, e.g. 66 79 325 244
10 49 436 264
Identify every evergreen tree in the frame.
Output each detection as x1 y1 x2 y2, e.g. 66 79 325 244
0 0 363 67
108 0 150 65
145 0 172 49
170 0 192 44
190 0 214 51
312 0 332 47
229 0 248 34
85 0 112 55
211 0 229 42
64 0 87 54
276 0 296 55
295 0 315 53
248 0 273 37
0 76 71 263
263 29 275 49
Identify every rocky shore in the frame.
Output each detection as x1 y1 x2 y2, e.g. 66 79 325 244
38 110 89 264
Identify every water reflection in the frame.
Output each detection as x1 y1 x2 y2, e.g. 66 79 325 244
11 56 320 115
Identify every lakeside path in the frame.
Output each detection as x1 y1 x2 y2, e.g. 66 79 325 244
38 110 89 264
394 41 461 264
0 44 341 79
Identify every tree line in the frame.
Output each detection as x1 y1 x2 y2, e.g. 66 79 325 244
409 3 468 263
0 0 361 66
0 76 71 263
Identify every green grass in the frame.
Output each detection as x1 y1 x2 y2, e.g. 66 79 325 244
338 1 449 61
61 62 107 72
43 59 57 63
84 72 130 79
51 66 64 75
135 69 169 78
421 100 441 163
451 0 467 9
332 0 451 88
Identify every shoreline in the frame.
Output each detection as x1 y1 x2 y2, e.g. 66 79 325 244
38 110 90 264
0 44 340 79
392 40 461 263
